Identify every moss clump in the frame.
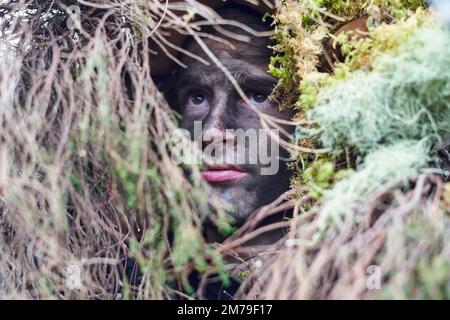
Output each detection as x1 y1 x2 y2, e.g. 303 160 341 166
334 8 433 76
296 8 433 115
271 3 432 194
303 160 353 199
270 0 426 96
310 26 450 154
303 24 450 235
271 2 437 198
317 140 431 233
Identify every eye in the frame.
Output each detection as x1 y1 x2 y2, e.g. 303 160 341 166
249 92 269 104
188 92 207 106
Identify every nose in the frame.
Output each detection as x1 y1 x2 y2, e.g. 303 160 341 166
201 91 237 148
202 121 236 148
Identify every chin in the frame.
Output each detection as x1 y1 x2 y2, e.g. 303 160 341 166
211 182 259 223
207 165 292 224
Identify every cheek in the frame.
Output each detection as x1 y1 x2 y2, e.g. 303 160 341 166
180 106 209 130
234 104 264 130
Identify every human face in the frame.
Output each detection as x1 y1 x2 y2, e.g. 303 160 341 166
172 38 294 223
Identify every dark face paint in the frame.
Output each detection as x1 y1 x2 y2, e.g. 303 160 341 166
171 37 295 224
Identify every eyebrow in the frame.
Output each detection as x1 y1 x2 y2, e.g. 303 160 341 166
235 73 278 90
178 67 277 91
177 66 212 87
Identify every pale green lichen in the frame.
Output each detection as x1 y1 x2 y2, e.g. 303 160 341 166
310 26 450 154
317 140 431 233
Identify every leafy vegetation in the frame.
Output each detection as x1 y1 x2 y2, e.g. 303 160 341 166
241 0 450 299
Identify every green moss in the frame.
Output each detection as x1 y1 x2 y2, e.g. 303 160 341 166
335 8 432 74
317 140 431 236
271 1 428 114
310 26 450 153
269 55 294 86
303 160 353 199
306 0 424 19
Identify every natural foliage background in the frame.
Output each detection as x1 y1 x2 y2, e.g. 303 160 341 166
0 0 450 299
0 0 236 299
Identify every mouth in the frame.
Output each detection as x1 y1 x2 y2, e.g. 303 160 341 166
201 165 248 183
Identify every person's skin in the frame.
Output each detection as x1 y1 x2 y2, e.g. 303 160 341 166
169 8 295 240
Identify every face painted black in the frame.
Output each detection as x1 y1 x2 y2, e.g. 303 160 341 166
168 9 295 227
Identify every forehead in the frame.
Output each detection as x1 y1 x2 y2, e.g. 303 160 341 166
178 63 272 91
177 38 272 82
183 35 271 65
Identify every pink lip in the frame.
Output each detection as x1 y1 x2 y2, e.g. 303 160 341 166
201 167 247 183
